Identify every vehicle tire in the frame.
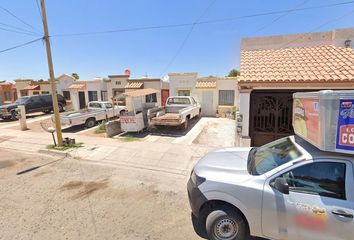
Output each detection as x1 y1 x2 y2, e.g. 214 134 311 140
85 118 96 128
206 206 247 240
43 109 52 114
198 109 202 118
58 104 64 112
10 110 19 120
119 110 126 116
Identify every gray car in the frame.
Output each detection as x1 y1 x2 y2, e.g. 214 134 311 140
188 135 354 240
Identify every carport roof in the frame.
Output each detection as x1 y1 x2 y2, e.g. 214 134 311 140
23 84 39 90
123 88 159 97
239 45 354 85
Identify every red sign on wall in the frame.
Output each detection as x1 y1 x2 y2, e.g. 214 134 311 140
338 124 354 147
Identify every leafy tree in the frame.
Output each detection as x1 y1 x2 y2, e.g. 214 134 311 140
227 69 240 77
37 79 44 82
71 73 79 80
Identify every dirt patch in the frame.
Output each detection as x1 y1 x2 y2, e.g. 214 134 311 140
0 160 15 169
60 179 109 199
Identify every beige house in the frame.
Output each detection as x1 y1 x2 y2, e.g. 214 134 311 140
67 79 108 110
124 77 164 110
167 73 238 117
238 27 354 147
105 75 130 105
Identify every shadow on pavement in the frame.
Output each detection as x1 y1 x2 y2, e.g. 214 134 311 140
62 125 86 133
149 117 201 137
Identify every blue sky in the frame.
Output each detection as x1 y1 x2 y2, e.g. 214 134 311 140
0 0 354 81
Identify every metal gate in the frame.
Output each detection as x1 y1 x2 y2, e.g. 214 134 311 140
250 91 295 146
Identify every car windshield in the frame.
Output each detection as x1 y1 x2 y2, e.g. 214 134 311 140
15 96 29 104
167 97 191 105
248 137 303 176
104 103 113 109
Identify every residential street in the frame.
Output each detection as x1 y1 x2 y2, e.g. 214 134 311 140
0 117 236 240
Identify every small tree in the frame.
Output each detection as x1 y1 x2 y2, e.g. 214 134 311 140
71 73 79 80
37 79 44 82
227 69 240 77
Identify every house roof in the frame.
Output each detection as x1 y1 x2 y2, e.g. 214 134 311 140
123 88 159 97
195 80 217 89
68 83 86 89
238 45 354 84
125 82 144 89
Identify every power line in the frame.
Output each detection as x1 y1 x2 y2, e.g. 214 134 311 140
51 1 354 38
0 25 39 36
281 7 354 48
0 37 42 54
160 0 216 75
0 5 42 34
35 0 42 20
251 0 310 35
0 21 40 35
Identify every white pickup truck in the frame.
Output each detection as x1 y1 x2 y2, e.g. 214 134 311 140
150 96 201 129
59 101 127 128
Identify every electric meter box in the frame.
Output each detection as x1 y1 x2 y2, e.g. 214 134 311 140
293 90 354 154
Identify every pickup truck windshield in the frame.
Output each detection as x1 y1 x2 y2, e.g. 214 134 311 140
248 137 302 176
167 98 191 105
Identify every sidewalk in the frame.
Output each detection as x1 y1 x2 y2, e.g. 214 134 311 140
0 118 236 176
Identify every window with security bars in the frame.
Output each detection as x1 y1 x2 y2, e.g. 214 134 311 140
88 91 98 101
145 93 157 103
62 91 71 100
219 90 235 106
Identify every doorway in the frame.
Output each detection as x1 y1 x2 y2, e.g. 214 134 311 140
78 91 86 109
202 91 214 116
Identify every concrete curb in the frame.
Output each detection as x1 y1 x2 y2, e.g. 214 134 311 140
37 149 72 158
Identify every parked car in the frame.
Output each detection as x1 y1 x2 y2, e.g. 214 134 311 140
0 94 66 120
59 101 127 128
150 96 201 129
188 135 354 240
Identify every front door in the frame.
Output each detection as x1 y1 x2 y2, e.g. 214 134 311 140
78 91 86 109
262 160 354 240
161 89 169 106
202 91 214 116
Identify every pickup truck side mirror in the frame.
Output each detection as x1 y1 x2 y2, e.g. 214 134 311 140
273 177 289 195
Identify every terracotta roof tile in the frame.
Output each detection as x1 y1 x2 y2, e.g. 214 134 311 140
195 80 217 89
68 83 86 89
239 45 354 83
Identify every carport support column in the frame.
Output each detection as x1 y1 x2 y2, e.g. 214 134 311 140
18 105 27 131
239 89 252 147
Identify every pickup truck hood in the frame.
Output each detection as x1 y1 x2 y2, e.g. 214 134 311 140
0 103 17 111
194 147 252 181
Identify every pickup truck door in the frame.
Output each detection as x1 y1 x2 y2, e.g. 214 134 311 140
26 96 42 113
262 160 354 240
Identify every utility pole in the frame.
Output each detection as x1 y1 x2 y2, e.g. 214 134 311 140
40 0 63 146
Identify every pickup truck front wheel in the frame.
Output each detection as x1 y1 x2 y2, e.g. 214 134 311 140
11 110 19 120
85 118 96 128
206 206 247 240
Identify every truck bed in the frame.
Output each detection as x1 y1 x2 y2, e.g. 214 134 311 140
151 113 182 126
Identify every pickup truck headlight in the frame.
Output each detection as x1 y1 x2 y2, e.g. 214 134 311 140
191 170 206 186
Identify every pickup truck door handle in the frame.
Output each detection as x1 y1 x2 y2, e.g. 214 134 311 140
331 210 353 219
